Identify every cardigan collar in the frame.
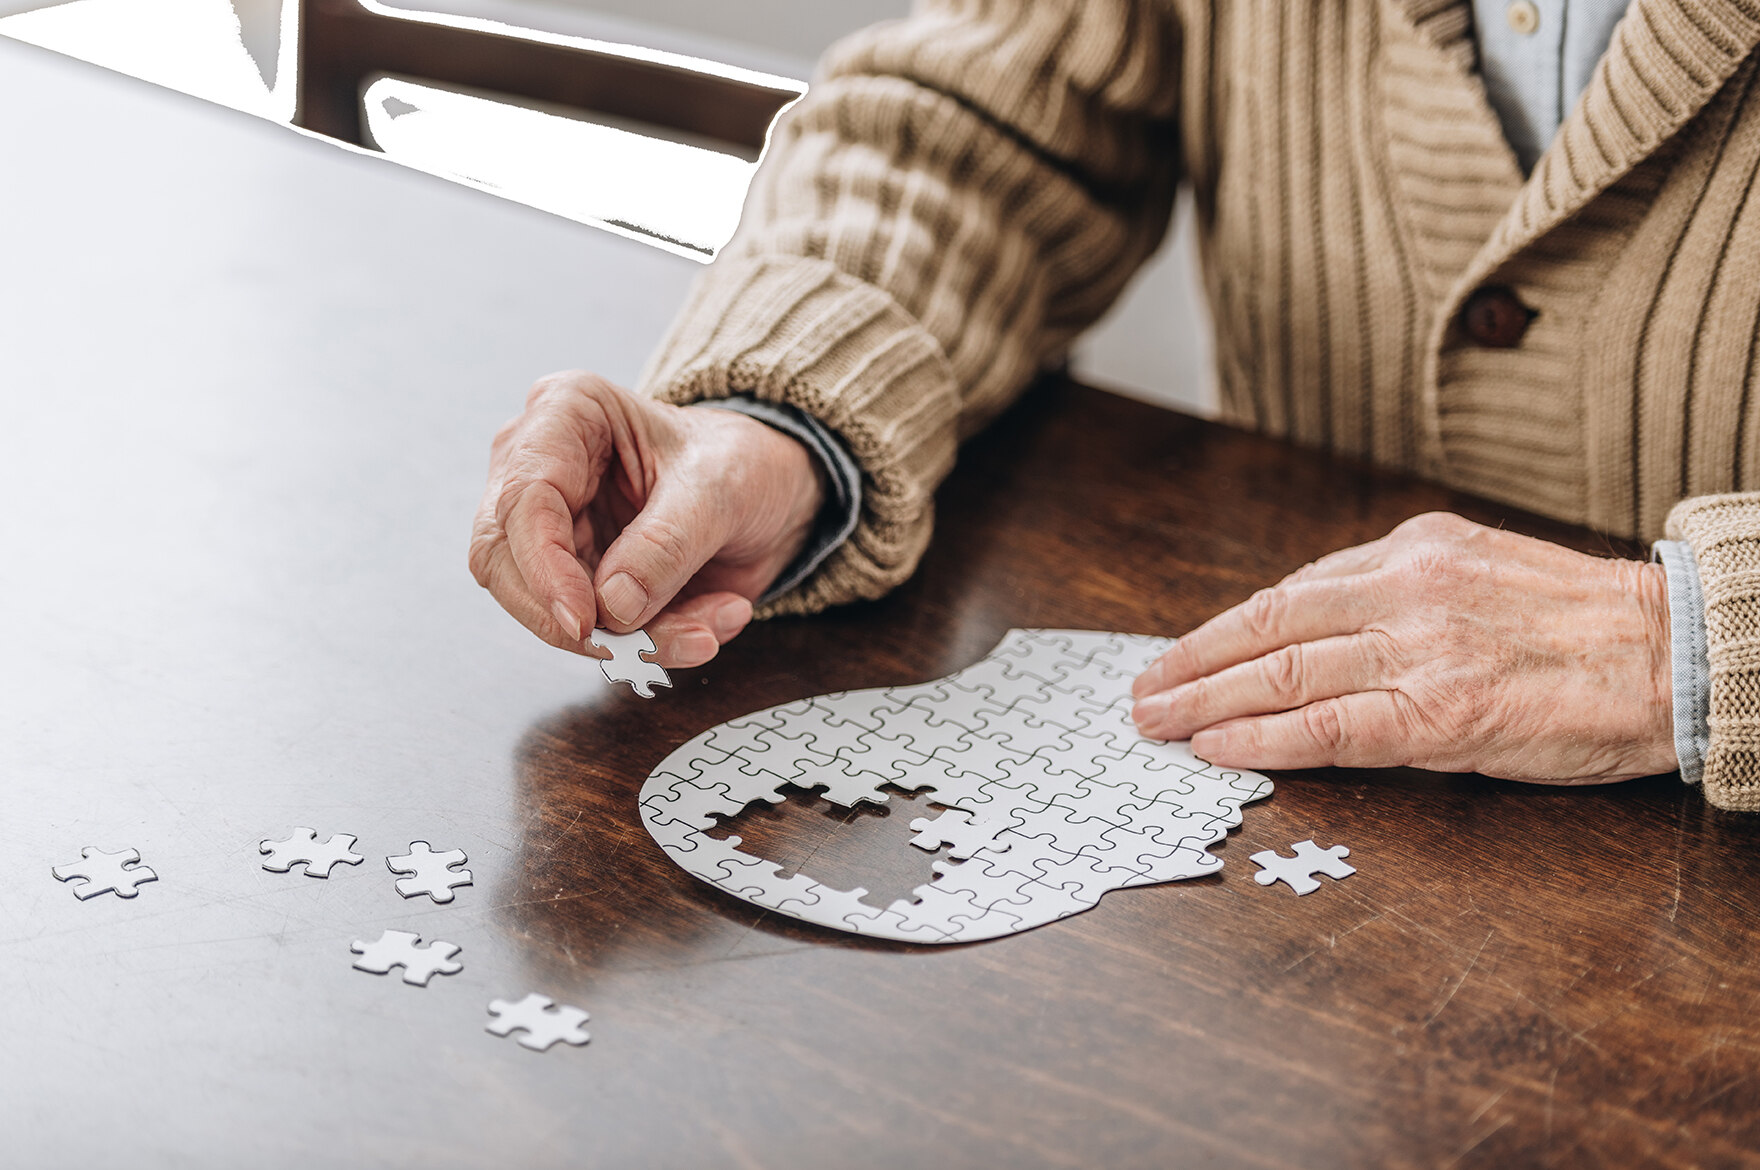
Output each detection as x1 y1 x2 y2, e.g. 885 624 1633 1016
1479 0 1760 277
1394 0 1760 301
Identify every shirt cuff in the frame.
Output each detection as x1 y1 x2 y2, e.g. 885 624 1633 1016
1654 539 1711 785
693 397 863 605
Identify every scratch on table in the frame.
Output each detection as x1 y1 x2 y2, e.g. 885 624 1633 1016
1280 944 1324 974
1465 1086 1508 1127
1441 1114 1512 1169
1505 988 1611 1061
1424 928 1494 1028
1330 908 1386 947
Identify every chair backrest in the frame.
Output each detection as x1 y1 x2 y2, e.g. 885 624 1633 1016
294 0 803 153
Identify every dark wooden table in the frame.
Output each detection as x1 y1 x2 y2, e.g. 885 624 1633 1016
6 38 1760 1170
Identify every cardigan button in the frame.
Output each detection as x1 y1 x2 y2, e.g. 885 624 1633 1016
1460 286 1536 348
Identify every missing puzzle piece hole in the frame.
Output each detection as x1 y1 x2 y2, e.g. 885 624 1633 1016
702 782 948 911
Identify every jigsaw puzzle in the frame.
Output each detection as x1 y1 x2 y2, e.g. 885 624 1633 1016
590 628 671 698
486 993 591 1051
52 847 159 899
258 828 365 877
1251 840 1355 895
639 629 1274 943
385 841 473 903
351 930 464 985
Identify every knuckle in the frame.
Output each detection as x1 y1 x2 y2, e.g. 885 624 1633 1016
1392 545 1464 593
467 542 494 588
1163 639 1202 681
1259 643 1305 699
493 476 531 530
1300 700 1348 753
629 512 697 577
1183 674 1215 718
1395 511 1467 541
527 369 616 407
1359 626 1401 671
467 518 507 590
1280 559 1321 586
1240 587 1286 640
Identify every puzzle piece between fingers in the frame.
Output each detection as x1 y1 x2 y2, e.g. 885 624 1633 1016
590 628 671 698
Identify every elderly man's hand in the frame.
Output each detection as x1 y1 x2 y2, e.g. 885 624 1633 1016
1131 513 1677 784
469 371 824 668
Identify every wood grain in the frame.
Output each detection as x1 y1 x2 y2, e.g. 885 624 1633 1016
506 377 1760 1168
7 40 1760 1167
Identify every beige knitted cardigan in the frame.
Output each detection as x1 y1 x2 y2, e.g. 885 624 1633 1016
639 0 1760 808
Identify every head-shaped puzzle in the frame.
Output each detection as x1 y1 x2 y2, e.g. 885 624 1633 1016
639 630 1273 942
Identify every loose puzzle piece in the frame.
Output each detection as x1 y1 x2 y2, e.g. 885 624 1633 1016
350 930 463 985
590 628 671 698
385 841 473 903
486 993 591 1051
52 847 159 900
638 630 1275 943
258 827 365 878
1251 839 1355 895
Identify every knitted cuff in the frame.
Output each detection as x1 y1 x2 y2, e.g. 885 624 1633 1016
638 254 960 617
1665 493 1760 811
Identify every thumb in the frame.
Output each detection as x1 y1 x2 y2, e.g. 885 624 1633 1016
593 479 726 631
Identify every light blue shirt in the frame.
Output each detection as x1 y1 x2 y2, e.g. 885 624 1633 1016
1473 0 1632 171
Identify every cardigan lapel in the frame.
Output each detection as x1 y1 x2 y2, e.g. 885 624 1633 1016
1451 0 1760 302
1389 0 1478 68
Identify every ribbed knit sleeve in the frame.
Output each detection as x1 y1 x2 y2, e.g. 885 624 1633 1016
638 0 1184 615
1666 494 1760 811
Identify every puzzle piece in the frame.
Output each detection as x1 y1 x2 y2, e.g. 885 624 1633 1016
589 628 671 698
638 630 1275 943
1251 839 1355 895
385 841 473 903
52 847 158 900
908 808 1014 860
486 993 590 1051
350 930 463 985
258 828 365 878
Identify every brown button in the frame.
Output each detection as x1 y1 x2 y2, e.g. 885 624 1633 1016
1460 286 1536 348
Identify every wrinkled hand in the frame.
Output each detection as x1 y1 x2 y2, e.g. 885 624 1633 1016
1131 513 1676 784
470 371 825 667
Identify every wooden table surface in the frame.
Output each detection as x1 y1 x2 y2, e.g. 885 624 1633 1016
7 38 1760 1170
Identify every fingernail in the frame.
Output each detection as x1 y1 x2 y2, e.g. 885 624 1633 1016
550 601 582 642
676 629 718 665
1192 728 1227 758
710 597 752 640
1131 695 1166 727
599 572 648 626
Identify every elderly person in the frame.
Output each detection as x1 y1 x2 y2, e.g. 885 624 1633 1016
471 0 1760 809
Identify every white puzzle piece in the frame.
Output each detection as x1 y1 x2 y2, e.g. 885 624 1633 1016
486 993 591 1051
350 930 463 985
385 841 473 903
639 630 1274 943
258 828 365 878
1251 840 1355 895
52 847 159 900
590 628 672 698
